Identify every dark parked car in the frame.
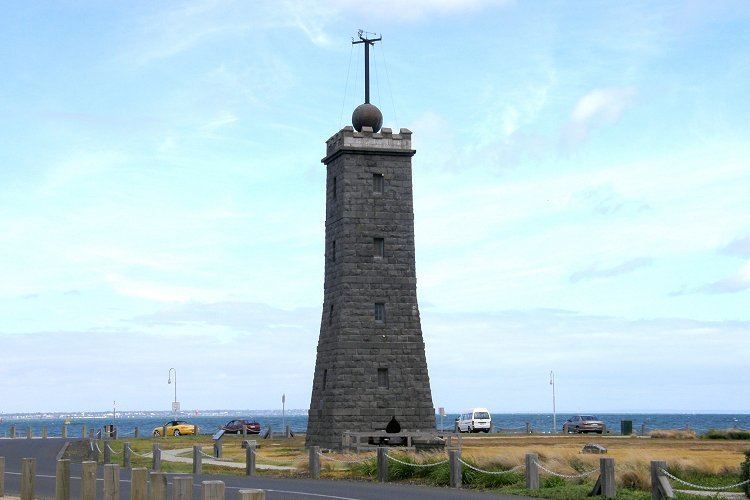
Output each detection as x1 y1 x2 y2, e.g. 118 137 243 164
221 419 261 434
562 415 605 434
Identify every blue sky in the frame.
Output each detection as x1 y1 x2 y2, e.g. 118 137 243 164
1 0 749 414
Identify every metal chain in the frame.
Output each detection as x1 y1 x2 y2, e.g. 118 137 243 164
458 459 524 475
533 460 598 479
106 444 122 455
385 453 449 467
317 451 374 464
660 468 750 491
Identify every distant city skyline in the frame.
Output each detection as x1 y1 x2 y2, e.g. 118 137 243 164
1 1 749 413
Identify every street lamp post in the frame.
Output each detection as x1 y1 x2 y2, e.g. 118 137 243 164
168 368 178 414
550 371 556 434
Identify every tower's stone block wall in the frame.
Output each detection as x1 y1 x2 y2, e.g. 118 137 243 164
306 126 436 450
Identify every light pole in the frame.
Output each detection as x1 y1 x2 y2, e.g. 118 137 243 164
168 368 178 415
550 371 556 434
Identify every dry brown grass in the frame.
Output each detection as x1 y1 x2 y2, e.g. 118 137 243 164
120 432 747 486
649 429 697 439
456 434 745 481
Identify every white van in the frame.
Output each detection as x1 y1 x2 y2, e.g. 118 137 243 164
456 408 492 433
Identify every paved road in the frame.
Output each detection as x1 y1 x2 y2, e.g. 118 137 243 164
0 439 523 499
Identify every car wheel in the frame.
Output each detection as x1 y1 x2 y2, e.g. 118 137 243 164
596 430 603 434
153 430 160 437
483 429 489 433
575 426 580 433
173 429 181 436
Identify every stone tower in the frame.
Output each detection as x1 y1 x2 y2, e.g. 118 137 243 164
305 117 436 449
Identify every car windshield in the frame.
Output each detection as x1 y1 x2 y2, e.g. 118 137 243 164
474 412 490 419
174 421 186 425
581 416 598 421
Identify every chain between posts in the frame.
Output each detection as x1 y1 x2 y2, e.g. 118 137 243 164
317 451 374 464
533 459 598 479
129 449 152 458
458 459 524 475
660 468 750 491
385 452 449 467
106 444 121 455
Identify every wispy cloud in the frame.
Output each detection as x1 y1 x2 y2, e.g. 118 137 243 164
722 234 750 257
569 257 653 283
697 261 750 294
563 87 636 144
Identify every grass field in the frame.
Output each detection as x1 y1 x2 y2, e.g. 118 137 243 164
104 432 749 498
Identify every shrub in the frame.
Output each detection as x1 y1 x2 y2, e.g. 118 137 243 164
741 450 750 498
649 429 696 439
704 429 750 440
542 475 566 488
620 470 649 491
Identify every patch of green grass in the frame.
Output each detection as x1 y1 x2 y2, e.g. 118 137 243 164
667 463 745 493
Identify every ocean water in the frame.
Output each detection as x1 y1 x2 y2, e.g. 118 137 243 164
1 413 748 437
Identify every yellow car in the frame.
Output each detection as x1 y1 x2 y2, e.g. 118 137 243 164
152 420 197 437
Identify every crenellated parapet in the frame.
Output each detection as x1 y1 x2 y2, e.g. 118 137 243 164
324 126 413 162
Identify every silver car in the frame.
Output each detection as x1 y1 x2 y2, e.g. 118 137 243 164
562 415 605 434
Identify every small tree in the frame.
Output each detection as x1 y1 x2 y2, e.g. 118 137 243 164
741 449 750 498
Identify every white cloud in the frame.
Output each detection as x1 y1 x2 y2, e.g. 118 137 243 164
332 0 512 22
104 273 225 303
564 87 636 144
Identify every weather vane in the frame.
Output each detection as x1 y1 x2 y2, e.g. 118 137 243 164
352 30 382 105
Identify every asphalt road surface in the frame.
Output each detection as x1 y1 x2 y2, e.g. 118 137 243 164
0 439 523 499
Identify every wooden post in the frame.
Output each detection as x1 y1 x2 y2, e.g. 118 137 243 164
194 424 199 435
21 458 35 500
26 427 32 439
193 445 202 475
62 425 67 439
526 422 531 434
104 464 120 500
152 443 161 471
285 425 291 438
9 425 16 438
81 461 97 500
309 446 320 479
601 457 616 498
135 427 140 438
56 459 71 500
81 425 87 439
172 476 193 500
213 442 222 459
130 468 148 500
449 449 462 488
124 442 132 468
242 426 247 438
150 471 168 500
237 490 265 500
650 460 675 499
245 447 256 476
162 425 167 438
43 427 48 439
525 453 539 490
376 447 388 483
201 480 225 500
0 456 5 497
104 442 112 464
